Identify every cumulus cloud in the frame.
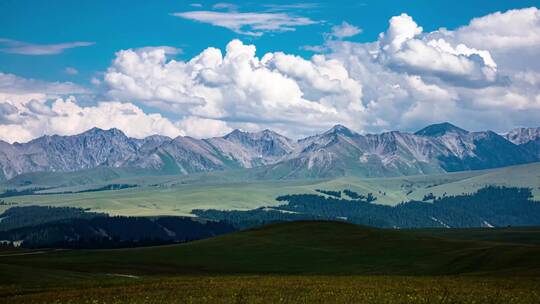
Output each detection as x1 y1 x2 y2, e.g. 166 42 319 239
376 14 498 86
0 73 182 143
324 8 540 133
3 7 540 142
451 7 540 72
454 7 540 50
104 40 363 136
104 47 207 112
173 10 317 36
0 95 183 143
0 38 94 55
379 14 423 52
103 8 540 136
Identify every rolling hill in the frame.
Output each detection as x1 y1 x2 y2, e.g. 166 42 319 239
2 221 540 277
2 221 540 303
2 162 539 216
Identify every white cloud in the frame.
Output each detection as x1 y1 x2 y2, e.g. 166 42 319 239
323 8 540 133
65 67 78 75
91 77 102 86
212 3 238 11
0 39 94 55
301 21 362 53
0 72 87 96
455 7 540 50
0 73 183 143
300 45 327 53
104 40 363 137
329 21 362 39
3 7 540 142
104 47 207 112
450 7 540 73
379 14 423 53
376 14 498 86
134 46 183 55
0 95 183 143
173 10 317 36
176 116 232 138
105 6 540 136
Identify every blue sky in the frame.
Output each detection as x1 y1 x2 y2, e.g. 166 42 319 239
0 1 540 142
1 0 538 85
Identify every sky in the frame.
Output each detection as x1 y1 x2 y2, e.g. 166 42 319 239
0 0 539 142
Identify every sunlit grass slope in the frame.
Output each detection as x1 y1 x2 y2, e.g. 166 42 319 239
2 163 539 216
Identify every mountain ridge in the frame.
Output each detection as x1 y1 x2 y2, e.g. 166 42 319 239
1 122 539 180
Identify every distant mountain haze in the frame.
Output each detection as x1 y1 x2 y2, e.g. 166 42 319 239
0 122 539 180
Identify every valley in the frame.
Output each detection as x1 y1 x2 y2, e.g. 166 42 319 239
2 162 539 216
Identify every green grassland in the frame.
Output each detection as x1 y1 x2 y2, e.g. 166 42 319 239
3 221 539 276
2 163 539 216
1 221 540 303
2 164 539 303
3 178 328 216
409 162 540 201
407 226 540 245
2 275 539 304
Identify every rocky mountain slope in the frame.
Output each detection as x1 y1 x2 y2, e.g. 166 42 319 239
0 128 299 180
504 127 540 145
0 123 539 180
504 127 540 158
260 123 538 178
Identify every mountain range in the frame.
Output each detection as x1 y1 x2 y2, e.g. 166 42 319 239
1 122 539 180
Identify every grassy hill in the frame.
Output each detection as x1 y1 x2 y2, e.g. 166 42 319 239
409 162 540 200
0 167 163 191
2 221 540 277
407 226 540 245
2 163 540 216
2 221 540 303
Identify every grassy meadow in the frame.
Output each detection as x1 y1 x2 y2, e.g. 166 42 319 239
2 163 539 216
2 275 539 304
2 164 540 302
1 221 540 303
